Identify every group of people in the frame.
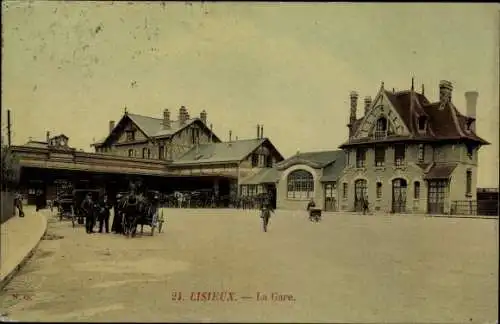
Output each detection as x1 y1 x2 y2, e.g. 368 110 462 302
79 192 113 234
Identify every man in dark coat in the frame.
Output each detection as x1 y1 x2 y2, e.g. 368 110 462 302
112 193 124 234
260 196 274 232
81 193 96 234
97 193 112 233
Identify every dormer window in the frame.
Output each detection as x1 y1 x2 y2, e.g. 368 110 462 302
374 117 388 139
418 116 427 131
126 131 135 141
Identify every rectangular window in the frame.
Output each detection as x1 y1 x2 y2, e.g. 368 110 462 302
356 148 366 168
466 170 472 196
417 144 425 163
266 155 273 168
394 144 406 166
346 150 350 166
374 147 385 167
251 154 258 167
258 155 265 167
128 149 134 157
142 148 147 158
414 181 420 199
342 183 348 199
147 148 151 159
126 131 135 141
376 182 382 199
159 146 165 160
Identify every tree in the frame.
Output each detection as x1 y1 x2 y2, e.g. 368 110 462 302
1 145 20 191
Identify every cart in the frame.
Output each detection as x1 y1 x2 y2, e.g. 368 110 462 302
309 208 322 222
57 194 75 222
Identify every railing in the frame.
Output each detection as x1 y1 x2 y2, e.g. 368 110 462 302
450 200 477 216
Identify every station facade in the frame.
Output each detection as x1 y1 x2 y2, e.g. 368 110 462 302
11 80 490 214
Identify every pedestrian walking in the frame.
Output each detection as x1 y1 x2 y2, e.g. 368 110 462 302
260 197 274 232
362 196 370 215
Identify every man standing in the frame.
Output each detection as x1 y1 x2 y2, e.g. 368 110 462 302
98 193 112 233
14 192 24 217
81 193 96 234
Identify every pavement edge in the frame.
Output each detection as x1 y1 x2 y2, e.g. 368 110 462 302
0 211 49 291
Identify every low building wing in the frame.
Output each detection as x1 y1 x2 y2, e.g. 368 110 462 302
172 138 276 166
241 167 282 185
320 151 346 182
276 150 342 170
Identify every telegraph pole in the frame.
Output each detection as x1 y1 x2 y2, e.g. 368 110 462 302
7 109 12 147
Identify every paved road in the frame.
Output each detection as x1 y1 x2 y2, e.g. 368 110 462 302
0 209 497 323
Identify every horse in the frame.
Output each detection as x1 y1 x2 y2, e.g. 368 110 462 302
118 193 147 238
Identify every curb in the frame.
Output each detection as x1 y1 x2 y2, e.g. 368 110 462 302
0 211 48 291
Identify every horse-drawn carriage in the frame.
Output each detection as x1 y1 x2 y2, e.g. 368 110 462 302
115 190 163 238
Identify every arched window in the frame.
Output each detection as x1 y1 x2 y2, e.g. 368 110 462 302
374 117 388 139
287 169 314 199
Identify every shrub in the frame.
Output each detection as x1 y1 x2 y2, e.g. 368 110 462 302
1 145 20 191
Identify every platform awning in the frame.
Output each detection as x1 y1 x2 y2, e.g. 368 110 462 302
424 163 458 180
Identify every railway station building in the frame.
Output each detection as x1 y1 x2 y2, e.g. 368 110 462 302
338 80 489 214
11 106 284 207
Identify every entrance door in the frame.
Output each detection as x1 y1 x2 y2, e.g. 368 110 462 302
392 178 407 213
324 182 337 211
427 180 448 214
354 179 368 212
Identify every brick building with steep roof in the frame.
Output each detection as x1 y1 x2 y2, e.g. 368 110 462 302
338 79 489 214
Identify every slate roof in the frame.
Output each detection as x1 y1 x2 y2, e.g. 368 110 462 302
320 150 347 182
276 150 342 170
241 167 282 185
341 88 489 148
424 163 458 180
171 138 269 165
93 112 221 145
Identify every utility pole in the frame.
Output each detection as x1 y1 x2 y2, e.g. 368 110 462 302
7 109 12 147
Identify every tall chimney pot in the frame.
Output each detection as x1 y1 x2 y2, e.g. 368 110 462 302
200 110 207 124
349 91 358 121
256 124 260 139
364 96 372 116
163 109 171 129
46 131 50 144
229 130 232 142
179 106 187 126
465 91 478 118
260 125 264 139
109 120 115 133
439 80 453 103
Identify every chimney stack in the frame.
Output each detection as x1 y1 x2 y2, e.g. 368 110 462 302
200 110 207 124
364 96 372 116
465 91 478 132
46 131 50 143
260 125 264 139
163 109 171 129
179 106 188 126
229 130 232 142
439 80 453 104
256 124 260 139
109 120 115 133
348 91 358 138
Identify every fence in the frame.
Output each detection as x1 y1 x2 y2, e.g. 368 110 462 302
450 200 499 216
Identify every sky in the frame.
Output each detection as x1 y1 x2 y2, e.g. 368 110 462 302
1 2 499 187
